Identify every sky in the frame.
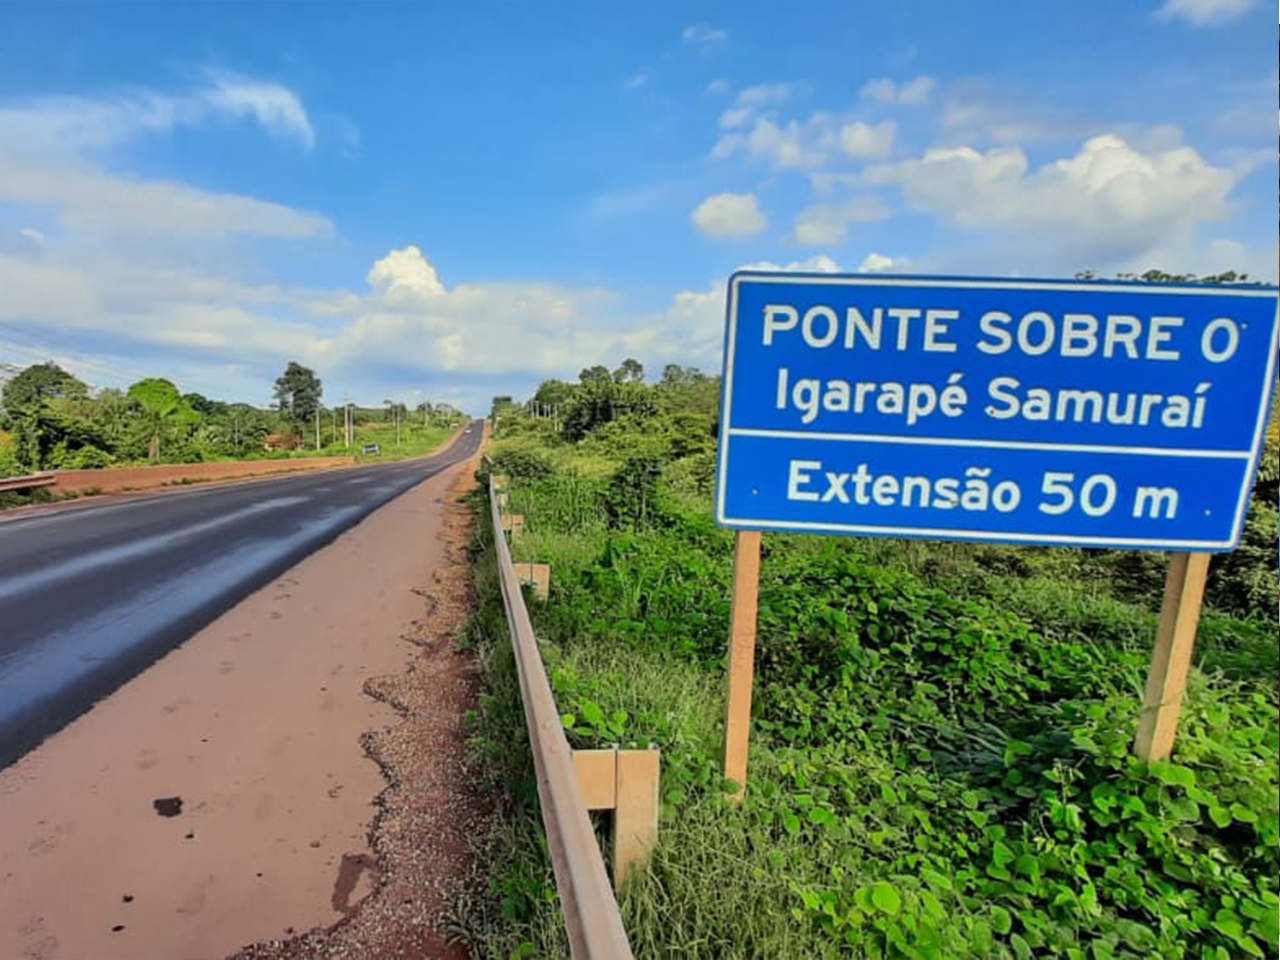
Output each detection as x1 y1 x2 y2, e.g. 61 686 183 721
0 0 1275 414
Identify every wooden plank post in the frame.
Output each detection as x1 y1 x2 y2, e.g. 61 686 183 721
514 562 551 600
572 747 660 888
723 529 762 802
612 749 660 888
1135 552 1212 761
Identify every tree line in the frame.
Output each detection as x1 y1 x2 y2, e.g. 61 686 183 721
0 360 459 475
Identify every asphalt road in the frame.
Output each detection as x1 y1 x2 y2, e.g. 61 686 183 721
0 422 483 770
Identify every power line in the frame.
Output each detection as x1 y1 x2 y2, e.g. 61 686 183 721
0 323 153 387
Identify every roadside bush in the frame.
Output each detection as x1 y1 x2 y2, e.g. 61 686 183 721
489 443 555 482
603 455 668 531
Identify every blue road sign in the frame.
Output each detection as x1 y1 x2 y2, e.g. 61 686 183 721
714 272 1279 551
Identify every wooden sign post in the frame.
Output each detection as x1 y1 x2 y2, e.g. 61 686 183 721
723 530 762 803
1134 552 1212 761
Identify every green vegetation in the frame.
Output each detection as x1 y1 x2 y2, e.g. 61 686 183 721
0 359 465 489
458 350 1278 959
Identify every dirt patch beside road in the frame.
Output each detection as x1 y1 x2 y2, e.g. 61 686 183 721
0 435 487 960
52 455 358 495
231 450 488 960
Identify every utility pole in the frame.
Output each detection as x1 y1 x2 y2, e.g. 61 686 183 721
315 407 320 451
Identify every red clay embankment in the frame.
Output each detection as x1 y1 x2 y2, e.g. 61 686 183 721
52 456 357 495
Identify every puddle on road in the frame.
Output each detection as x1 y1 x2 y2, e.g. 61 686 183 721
152 796 183 817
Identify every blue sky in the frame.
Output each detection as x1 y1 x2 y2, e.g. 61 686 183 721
0 0 1275 413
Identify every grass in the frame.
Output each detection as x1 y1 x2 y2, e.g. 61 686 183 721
345 421 458 463
460 436 1279 959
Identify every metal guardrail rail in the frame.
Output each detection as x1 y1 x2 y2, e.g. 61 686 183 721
487 474 635 960
0 473 56 493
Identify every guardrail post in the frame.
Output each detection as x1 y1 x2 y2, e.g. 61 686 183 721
514 562 551 600
502 513 525 537
572 747 661 889
612 748 659 888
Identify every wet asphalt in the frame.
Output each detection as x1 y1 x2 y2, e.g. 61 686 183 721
0 423 483 770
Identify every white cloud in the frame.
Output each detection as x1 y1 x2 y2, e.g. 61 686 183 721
793 197 892 245
0 157 333 237
0 71 317 152
18 227 44 245
0 72 330 238
742 254 843 273
860 76 936 106
1154 0 1257 25
839 120 896 158
717 83 798 129
736 83 796 108
682 25 728 48
691 192 768 239
857 252 900 272
719 107 754 130
367 245 447 298
713 113 834 169
712 88 892 170
624 71 650 90
878 133 1238 264
860 79 897 105
203 69 315 148
747 118 830 168
707 79 731 95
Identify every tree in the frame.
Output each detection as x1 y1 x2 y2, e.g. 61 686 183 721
1 362 87 426
614 358 645 384
532 379 576 408
579 365 612 385
127 378 198 462
491 395 518 422
273 362 323 435
183 392 227 418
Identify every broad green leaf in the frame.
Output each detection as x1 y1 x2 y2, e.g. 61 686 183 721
1150 761 1196 789
871 881 901 916
990 905 1012 935
1230 802 1258 823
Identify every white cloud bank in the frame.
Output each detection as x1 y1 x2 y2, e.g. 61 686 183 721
869 133 1238 263
0 71 331 238
691 192 768 238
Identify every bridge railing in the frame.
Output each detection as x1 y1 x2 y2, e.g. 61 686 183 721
487 471 653 960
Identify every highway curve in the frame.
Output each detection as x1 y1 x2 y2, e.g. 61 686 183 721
0 422 484 770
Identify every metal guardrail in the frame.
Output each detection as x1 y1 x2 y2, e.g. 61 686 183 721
0 473 56 493
487 474 635 960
